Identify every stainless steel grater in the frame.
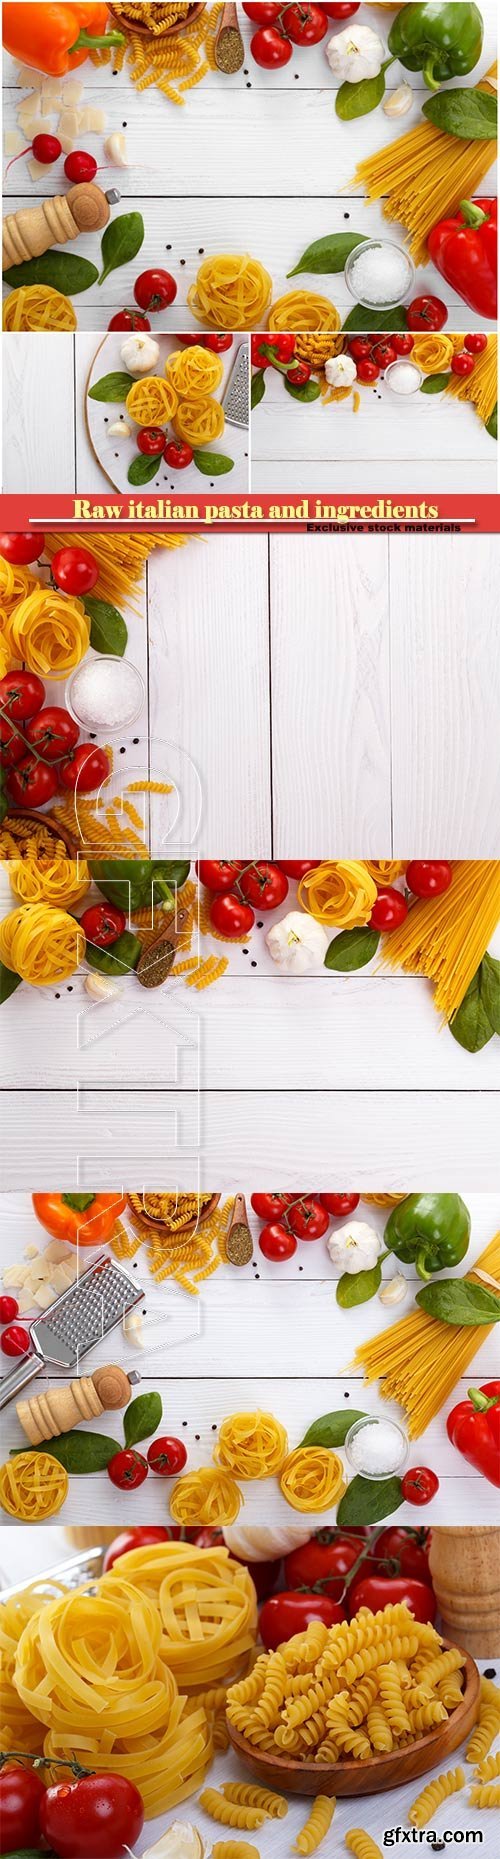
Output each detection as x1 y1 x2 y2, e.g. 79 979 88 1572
1 1547 105 1599
0 1254 144 1410
223 342 249 427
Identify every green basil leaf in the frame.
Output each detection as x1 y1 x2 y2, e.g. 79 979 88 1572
3 252 99 295
124 1390 162 1447
325 927 380 972
288 233 368 278
337 1261 383 1307
449 966 494 1053
336 68 387 122
62 1193 96 1211
337 1475 404 1526
480 952 500 1036
83 594 128 657
0 961 22 1004
98 212 145 286
416 1280 500 1327
251 368 266 410
88 372 133 403
284 377 322 403
420 373 451 395
486 403 498 440
128 453 161 486
11 1432 118 1472
423 88 497 142
300 1409 367 1449
193 450 235 476
342 305 408 332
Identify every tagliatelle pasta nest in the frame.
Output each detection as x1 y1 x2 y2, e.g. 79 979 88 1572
101 1540 258 1689
166 344 224 399
188 256 273 330
0 903 85 985
412 335 455 374
215 1412 289 1481
298 861 378 928
279 1446 346 1512
9 858 91 908
0 1451 68 1520
3 286 77 331
170 1465 243 1525
126 375 179 427
174 396 225 445
2 585 90 678
268 293 341 334
364 861 407 886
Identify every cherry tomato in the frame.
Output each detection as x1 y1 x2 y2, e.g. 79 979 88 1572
51 546 98 596
0 718 25 768
286 5 329 46
108 309 151 331
348 338 373 362
451 352 475 377
79 903 126 947
0 1294 19 1322
406 860 452 899
1 1323 30 1356
64 149 97 182
102 1527 178 1571
251 25 293 67
59 745 110 794
25 706 79 762
259 1221 297 1262
251 1192 294 1220
196 859 243 892
321 3 360 14
238 862 289 912
285 1534 367 1600
402 1467 440 1507
243 2 282 20
288 1196 329 1241
147 1435 188 1476
0 670 45 722
289 361 311 386
137 426 166 456
320 1193 360 1217
134 268 177 312
210 892 255 939
259 1591 346 1652
371 340 397 369
0 530 44 565
374 1525 431 1585
348 1573 436 1624
7 755 58 809
276 861 321 880
370 887 408 932
107 1448 149 1489
407 295 448 333
32 132 62 163
464 332 488 354
0 1762 46 1855
204 333 234 351
391 332 415 356
356 359 380 384
40 1773 144 1859
164 438 194 470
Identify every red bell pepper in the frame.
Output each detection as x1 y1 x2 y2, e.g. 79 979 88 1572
447 1380 500 1487
428 197 497 321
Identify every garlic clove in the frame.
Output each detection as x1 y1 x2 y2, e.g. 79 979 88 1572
123 1308 144 1349
108 418 132 437
378 1272 408 1307
383 82 413 119
84 973 123 1001
142 1826 211 1859
104 131 129 167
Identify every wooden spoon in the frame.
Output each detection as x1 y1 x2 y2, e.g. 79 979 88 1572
226 1192 253 1265
214 2 244 72
136 905 191 988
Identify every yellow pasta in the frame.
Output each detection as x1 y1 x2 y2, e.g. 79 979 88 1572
44 531 188 609
212 1846 261 1859
279 1447 346 1513
380 862 500 1019
354 65 497 266
215 1412 288 1480
294 1796 335 1854
409 1767 465 1828
345 1834 383 1859
0 818 70 861
294 332 345 368
126 375 178 426
9 858 90 908
298 861 377 928
446 335 498 426
2 585 90 678
199 1790 266 1830
468 1783 500 1807
0 1451 68 1520
0 560 37 604
174 396 225 445
354 1231 500 1435
104 4 223 107
167 344 224 398
412 335 455 374
268 292 340 333
0 903 84 985
221 1784 287 1819
188 256 272 330
170 1466 242 1525
3 286 77 331
474 1752 500 1783
102 1540 257 1690
0 1584 67 1755
364 862 407 886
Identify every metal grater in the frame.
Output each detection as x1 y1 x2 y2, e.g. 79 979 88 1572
1 1547 105 1599
222 342 249 428
0 1253 144 1410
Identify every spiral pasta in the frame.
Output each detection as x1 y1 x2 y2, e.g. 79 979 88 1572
268 293 340 333
468 1783 500 1807
474 1752 500 1783
279 1447 345 1512
0 1451 68 1520
101 1542 257 1690
345 1835 383 1859
294 1796 335 1854
3 286 77 331
167 345 224 399
199 1789 266 1830
221 1784 287 1819
0 903 84 985
9 858 91 908
170 1466 242 1525
212 1846 261 1859
188 256 272 330
298 861 377 928
378 1663 410 1736
409 1767 465 1828
126 376 179 427
2 586 90 678
215 1412 288 1481
174 397 225 445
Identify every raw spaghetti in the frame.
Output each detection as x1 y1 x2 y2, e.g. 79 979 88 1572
268 293 341 333
174 396 225 445
379 860 500 1019
44 532 188 608
0 903 84 985
354 1230 500 1437
354 65 498 267
188 256 272 330
167 344 224 398
445 335 498 426
3 287 77 332
2 585 90 678
0 1451 68 1520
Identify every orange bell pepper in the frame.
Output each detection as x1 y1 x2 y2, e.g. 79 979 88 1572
32 1191 127 1247
2 4 125 78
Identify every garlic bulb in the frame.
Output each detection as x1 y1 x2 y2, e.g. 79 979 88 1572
120 333 160 376
84 973 122 1000
325 352 357 389
142 1825 211 1859
108 418 131 437
383 82 413 118
378 1272 408 1307
224 1523 313 1560
104 131 129 167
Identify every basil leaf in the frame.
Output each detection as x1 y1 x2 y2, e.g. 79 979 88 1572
423 88 497 142
300 1409 367 1449
342 305 408 332
486 403 497 440
338 1475 403 1526
449 966 494 1053
83 595 128 657
0 962 21 1004
336 68 387 122
3 252 99 295
337 1261 383 1307
128 453 161 486
416 1280 500 1327
124 1390 162 1446
420 373 451 395
284 377 321 403
62 1193 95 1211
88 372 133 403
480 953 500 1036
251 368 266 410
288 233 368 278
193 450 235 476
98 212 145 286
11 1432 118 1472
325 927 380 973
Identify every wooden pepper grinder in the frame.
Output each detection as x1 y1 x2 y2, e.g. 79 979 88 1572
429 1527 500 1658
226 1193 253 1266
16 1364 139 1447
2 182 119 271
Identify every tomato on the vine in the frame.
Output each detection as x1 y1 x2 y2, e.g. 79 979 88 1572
0 530 44 565
204 333 234 351
348 338 373 362
259 1591 346 1652
137 426 166 456
391 333 415 357
348 1573 437 1624
108 310 151 331
147 1435 187 1475
210 892 255 938
0 718 25 767
196 859 243 892
25 706 79 762
40 1773 144 1859
0 670 45 722
238 862 289 911
322 3 360 15
374 1525 431 1585
464 332 488 354
356 359 380 383
51 546 98 596
7 755 58 808
250 25 293 67
288 1196 329 1241
59 745 110 793
164 438 194 470
102 1527 179 1571
284 1533 366 1599
79 904 126 947
259 1221 297 1262
320 1193 360 1216
370 887 408 932
406 860 452 898
402 1467 440 1506
407 295 447 332
134 268 177 312
0 1762 46 1855
276 863 321 880
243 2 281 20
370 340 397 369
107 1448 149 1489
286 4 328 45
251 1192 294 1220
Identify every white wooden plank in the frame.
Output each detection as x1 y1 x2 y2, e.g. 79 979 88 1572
74 330 109 492
252 372 497 461
253 458 499 492
269 533 392 852
1 333 75 493
391 536 500 857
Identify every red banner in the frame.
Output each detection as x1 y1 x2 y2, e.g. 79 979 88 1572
1 493 500 533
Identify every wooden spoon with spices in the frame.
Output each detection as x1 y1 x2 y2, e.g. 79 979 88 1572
226 1193 253 1266
136 905 191 989
214 2 244 72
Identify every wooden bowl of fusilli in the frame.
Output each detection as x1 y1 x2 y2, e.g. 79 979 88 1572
108 3 205 37
126 1191 220 1240
227 1642 480 1796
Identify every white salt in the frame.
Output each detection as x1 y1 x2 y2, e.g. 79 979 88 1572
348 1418 406 1477
348 242 412 307
68 657 145 731
386 360 422 397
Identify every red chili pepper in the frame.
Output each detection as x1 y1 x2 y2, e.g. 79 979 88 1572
447 1381 500 1488
428 197 497 321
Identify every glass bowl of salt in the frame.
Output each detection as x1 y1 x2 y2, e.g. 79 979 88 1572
344 1414 409 1481
66 657 146 735
344 238 415 313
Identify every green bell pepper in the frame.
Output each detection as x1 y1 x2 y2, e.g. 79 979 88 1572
89 859 191 916
388 3 484 91
86 931 142 977
384 1193 471 1281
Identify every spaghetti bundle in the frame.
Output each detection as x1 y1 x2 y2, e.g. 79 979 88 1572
445 335 498 426
126 376 178 427
2 585 90 678
9 858 91 908
380 861 500 1018
174 396 225 445
188 256 272 330
0 903 84 985
215 1413 288 1481
3 287 77 332
268 292 341 334
44 532 188 608
167 344 224 399
354 1230 500 1436
354 65 497 267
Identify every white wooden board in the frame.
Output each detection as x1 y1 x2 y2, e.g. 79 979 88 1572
84 331 249 495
